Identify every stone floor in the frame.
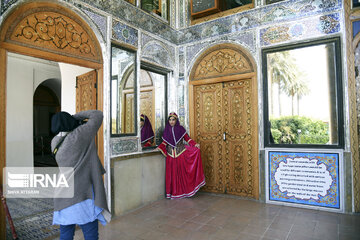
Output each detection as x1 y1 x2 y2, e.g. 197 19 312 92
59 193 360 240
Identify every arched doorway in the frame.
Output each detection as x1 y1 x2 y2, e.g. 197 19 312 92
0 1 104 236
33 83 60 167
189 43 259 199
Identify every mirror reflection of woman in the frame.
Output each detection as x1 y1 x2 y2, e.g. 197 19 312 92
157 112 205 199
140 114 154 148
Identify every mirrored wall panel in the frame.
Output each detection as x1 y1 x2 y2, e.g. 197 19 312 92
111 45 137 136
263 38 343 148
139 67 167 149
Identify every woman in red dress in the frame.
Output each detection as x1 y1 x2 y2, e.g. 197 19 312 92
157 112 205 199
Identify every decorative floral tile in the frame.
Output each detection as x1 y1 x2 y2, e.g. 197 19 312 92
111 138 138 155
81 0 177 43
178 0 341 44
268 151 340 209
82 9 107 40
1 0 17 14
186 31 255 68
112 19 138 47
142 41 174 68
260 12 341 46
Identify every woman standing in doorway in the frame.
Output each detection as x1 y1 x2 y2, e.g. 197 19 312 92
157 112 205 199
51 110 111 240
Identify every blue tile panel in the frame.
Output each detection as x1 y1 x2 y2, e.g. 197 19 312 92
112 19 138 47
1 0 342 45
141 33 175 68
111 139 138 155
185 31 255 70
142 41 174 68
269 151 340 209
260 13 341 46
80 0 178 43
82 9 107 40
1 0 17 14
177 0 341 44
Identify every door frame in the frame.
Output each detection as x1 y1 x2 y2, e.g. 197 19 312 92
188 43 259 199
0 2 105 236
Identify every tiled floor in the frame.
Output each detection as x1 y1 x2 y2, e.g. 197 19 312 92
70 193 360 240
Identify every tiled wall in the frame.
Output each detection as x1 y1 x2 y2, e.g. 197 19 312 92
0 0 344 155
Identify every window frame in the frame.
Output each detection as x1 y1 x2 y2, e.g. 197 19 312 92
110 43 138 137
262 37 344 149
140 61 169 148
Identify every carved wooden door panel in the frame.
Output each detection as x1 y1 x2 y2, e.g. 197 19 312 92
194 83 225 193
140 88 155 130
223 80 258 198
194 80 258 198
123 92 135 133
76 70 97 112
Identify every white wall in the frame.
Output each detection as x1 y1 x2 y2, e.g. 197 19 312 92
113 153 165 216
6 53 61 167
58 63 92 115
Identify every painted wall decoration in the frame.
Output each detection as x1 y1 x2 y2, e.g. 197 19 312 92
186 31 255 71
260 13 341 46
111 139 138 155
81 0 178 43
112 19 138 47
141 41 174 69
1 0 342 46
268 151 340 209
178 0 341 44
83 8 107 40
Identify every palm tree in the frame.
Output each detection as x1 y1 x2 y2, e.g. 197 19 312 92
282 78 309 115
267 51 298 116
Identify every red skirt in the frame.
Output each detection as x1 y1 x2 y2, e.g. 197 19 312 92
165 145 205 199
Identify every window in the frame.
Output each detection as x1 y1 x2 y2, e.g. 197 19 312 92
140 63 168 149
263 37 343 148
124 0 169 21
265 0 285 4
111 45 137 136
191 0 253 22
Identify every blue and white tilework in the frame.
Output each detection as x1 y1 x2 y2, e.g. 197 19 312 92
260 12 341 46
186 31 255 70
83 9 107 40
111 139 138 155
177 0 341 44
1 0 17 14
141 41 174 69
112 19 138 47
81 0 177 43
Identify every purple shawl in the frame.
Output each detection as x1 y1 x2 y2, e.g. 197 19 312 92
162 113 186 148
141 114 154 143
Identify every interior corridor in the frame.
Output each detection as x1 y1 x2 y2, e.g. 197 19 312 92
57 193 360 240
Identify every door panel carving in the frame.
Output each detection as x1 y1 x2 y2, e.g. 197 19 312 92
140 89 155 128
3 4 102 64
123 93 135 133
76 70 97 112
194 80 258 198
224 80 257 197
194 83 224 193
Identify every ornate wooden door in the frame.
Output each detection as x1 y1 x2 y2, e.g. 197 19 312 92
76 70 97 112
194 80 258 198
194 83 225 193
223 80 257 197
